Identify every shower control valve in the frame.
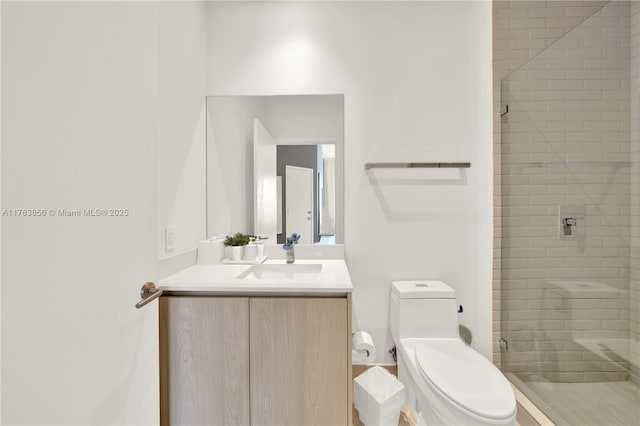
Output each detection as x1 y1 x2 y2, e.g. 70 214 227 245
562 217 577 236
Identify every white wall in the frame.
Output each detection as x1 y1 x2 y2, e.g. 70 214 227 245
0 1 3 418
2 2 160 423
265 94 343 141
206 1 493 361
1 1 208 423
157 2 207 259
207 96 268 237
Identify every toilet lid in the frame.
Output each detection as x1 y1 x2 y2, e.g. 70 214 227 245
415 340 516 420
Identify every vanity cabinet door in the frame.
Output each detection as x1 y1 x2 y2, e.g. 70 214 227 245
160 297 250 426
250 298 348 425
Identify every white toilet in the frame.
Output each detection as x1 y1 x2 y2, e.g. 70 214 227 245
390 280 516 426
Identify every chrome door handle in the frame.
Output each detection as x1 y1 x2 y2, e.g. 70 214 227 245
135 282 163 309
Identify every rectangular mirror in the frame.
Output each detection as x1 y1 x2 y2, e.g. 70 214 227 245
206 94 344 245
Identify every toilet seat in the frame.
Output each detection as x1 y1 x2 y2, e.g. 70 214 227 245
414 340 516 421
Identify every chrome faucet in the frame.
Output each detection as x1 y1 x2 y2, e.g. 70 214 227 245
283 233 301 264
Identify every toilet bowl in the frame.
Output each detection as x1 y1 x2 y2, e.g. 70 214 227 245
390 281 516 426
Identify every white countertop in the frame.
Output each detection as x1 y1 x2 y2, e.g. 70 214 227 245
159 259 353 294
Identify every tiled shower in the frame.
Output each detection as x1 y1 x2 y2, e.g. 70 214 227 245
497 1 640 424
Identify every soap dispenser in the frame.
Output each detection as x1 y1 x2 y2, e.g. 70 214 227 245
245 237 257 261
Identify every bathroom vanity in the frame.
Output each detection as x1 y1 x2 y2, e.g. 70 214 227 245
158 259 353 426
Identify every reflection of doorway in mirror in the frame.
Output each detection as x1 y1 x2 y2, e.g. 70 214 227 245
319 144 336 244
276 176 283 234
285 165 314 244
206 94 344 245
276 143 336 244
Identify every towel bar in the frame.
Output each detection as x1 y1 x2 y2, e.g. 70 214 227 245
364 162 471 169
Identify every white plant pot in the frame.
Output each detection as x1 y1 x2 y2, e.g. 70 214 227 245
229 246 244 261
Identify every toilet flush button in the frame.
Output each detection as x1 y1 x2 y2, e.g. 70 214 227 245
415 283 429 287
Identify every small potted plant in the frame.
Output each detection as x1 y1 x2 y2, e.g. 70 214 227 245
224 232 251 261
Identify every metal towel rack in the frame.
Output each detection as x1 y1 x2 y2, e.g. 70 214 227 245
364 162 471 170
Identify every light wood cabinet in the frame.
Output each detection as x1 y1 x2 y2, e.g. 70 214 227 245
250 298 348 425
160 295 351 426
160 297 250 426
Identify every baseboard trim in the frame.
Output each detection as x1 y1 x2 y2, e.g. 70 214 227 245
508 376 555 426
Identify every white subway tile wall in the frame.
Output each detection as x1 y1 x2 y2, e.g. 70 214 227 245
629 1 640 386
493 0 610 368
500 1 632 383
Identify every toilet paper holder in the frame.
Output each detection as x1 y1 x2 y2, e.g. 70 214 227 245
354 348 370 357
352 331 377 363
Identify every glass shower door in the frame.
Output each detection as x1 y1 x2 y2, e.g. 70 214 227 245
499 2 639 424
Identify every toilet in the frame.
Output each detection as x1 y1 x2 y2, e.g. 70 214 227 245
390 280 516 425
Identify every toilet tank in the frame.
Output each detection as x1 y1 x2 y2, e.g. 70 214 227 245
389 280 460 342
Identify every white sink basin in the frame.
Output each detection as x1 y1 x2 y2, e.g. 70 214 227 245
158 259 352 293
237 263 323 280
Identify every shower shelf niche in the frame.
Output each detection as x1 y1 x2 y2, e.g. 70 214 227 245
526 161 631 168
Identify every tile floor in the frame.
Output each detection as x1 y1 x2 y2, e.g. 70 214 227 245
525 380 640 426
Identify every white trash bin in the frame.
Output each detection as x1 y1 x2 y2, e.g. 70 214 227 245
354 366 406 426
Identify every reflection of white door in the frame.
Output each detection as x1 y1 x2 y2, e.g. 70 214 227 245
285 166 314 244
253 119 277 240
